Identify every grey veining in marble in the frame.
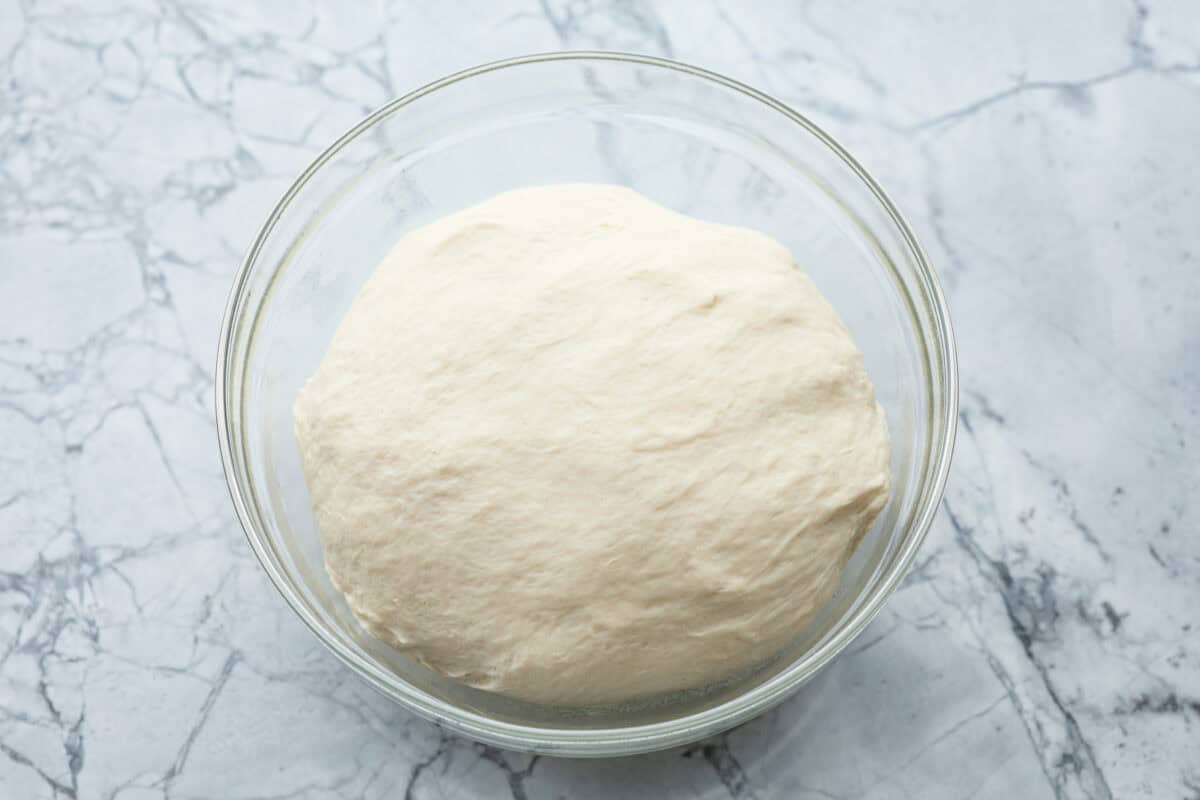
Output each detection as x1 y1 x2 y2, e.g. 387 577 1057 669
2 1 1198 798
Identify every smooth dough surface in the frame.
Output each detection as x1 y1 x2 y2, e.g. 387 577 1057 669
294 185 890 706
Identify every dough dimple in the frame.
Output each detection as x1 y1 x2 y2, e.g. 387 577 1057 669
294 184 891 706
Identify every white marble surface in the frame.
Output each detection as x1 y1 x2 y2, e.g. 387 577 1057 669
2 1 1198 798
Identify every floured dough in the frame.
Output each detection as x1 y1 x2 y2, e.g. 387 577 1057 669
294 185 890 706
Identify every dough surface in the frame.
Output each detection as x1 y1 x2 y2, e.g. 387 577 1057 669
294 185 890 706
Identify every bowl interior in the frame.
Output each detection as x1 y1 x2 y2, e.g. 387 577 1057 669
220 54 952 753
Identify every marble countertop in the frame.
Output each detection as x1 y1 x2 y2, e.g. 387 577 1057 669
2 1 1198 798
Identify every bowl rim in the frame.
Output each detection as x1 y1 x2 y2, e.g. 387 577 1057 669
215 50 959 756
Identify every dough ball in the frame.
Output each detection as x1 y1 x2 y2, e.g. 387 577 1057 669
294 185 890 706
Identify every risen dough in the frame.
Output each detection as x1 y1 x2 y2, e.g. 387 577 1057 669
294 185 890 706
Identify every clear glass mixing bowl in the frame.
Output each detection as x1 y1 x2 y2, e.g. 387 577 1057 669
215 52 957 756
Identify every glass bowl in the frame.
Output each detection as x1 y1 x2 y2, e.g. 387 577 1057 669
215 52 957 757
